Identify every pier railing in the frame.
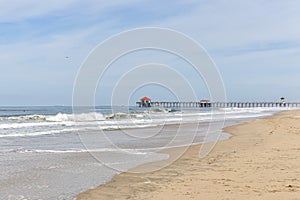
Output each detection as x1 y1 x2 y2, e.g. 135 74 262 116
136 101 300 108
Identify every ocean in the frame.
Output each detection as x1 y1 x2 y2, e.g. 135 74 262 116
0 106 290 199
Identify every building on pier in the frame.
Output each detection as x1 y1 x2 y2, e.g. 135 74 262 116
139 96 151 107
200 100 211 108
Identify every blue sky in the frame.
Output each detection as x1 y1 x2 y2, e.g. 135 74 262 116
0 0 300 105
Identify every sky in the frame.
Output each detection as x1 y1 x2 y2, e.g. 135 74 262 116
0 0 300 105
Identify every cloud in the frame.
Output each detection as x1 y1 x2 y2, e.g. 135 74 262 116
156 0 300 51
0 0 143 23
0 0 75 22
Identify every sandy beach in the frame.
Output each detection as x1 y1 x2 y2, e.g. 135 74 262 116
77 110 300 200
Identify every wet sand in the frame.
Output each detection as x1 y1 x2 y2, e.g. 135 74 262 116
77 110 300 199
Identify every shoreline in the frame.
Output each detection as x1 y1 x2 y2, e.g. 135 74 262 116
77 110 300 199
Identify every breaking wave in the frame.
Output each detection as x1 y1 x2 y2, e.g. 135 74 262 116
16 148 148 155
0 107 289 138
46 112 106 122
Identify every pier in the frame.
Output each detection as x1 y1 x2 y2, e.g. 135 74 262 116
136 101 300 108
136 97 300 108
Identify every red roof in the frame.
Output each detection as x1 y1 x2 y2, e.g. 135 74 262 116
140 96 151 101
